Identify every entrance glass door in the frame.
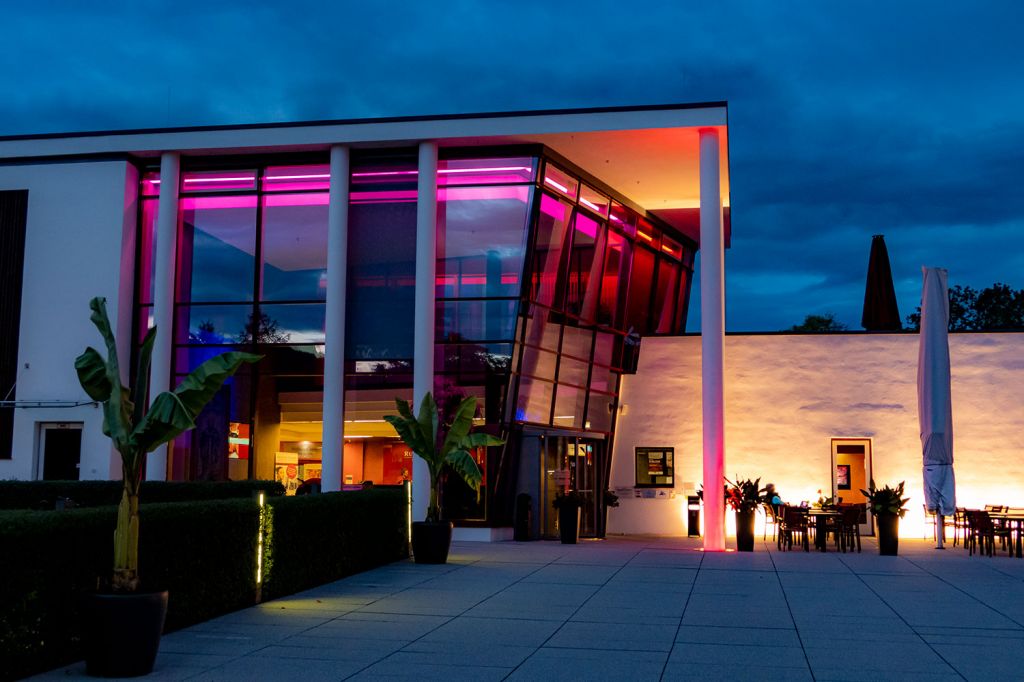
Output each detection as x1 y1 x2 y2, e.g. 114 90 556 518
38 423 83 480
831 438 874 535
540 434 605 539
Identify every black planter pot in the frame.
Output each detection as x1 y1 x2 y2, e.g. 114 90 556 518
876 513 900 556
735 508 756 552
558 506 581 544
83 590 168 678
412 520 454 564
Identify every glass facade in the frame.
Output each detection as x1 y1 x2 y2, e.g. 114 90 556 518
135 149 694 526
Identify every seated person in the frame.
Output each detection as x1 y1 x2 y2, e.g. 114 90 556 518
763 483 783 508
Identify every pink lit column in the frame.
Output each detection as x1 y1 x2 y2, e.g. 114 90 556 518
412 141 438 523
146 151 180 481
321 145 350 493
699 128 726 550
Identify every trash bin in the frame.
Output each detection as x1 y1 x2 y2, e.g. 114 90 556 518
687 495 701 537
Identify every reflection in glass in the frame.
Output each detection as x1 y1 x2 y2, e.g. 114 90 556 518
653 259 680 335
565 213 603 322
436 185 531 299
515 375 554 425
177 196 257 302
174 305 253 346
530 195 573 307
598 230 630 327
258 303 326 344
437 300 518 343
552 384 586 429
260 194 328 301
624 246 655 334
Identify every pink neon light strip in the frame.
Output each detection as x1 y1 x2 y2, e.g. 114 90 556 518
151 166 533 185
543 177 570 194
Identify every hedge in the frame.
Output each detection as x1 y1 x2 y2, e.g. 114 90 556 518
0 499 260 681
0 479 285 510
263 487 408 600
0 487 408 680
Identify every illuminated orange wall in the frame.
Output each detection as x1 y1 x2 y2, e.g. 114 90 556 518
608 333 1024 538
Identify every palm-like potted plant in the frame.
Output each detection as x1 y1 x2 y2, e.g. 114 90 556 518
861 480 910 556
384 392 503 563
553 491 586 544
74 298 259 676
725 476 765 552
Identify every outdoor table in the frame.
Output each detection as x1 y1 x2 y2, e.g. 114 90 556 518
807 508 841 552
988 512 1024 558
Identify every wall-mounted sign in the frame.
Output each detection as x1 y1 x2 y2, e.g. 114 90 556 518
635 447 674 488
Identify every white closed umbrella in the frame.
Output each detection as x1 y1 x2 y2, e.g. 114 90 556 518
918 267 956 548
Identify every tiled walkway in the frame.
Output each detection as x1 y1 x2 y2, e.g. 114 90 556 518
38 536 1024 681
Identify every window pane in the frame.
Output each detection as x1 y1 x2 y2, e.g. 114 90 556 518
436 185 531 298
565 214 604 322
436 343 513 375
438 157 536 186
437 300 518 342
635 220 660 249
552 384 585 429
181 169 257 193
579 184 610 217
523 305 562 351
258 303 326 344
598 230 630 328
515 375 554 424
673 269 692 334
556 355 590 387
529 194 573 307
586 391 615 432
260 194 329 301
177 196 258 302
262 165 330 192
258 345 326 375
542 163 578 200
137 199 158 304
653 259 680 335
519 345 558 382
590 366 619 395
174 304 253 345
624 246 655 334
660 235 683 260
347 157 417 360
560 325 594 361
592 331 622 369
610 202 636 237
141 171 161 196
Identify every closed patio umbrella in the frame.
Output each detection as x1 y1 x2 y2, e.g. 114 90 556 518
918 266 956 548
862 235 902 330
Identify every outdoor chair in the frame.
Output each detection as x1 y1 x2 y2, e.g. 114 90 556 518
837 504 862 553
966 510 1012 557
762 503 780 541
778 505 809 552
953 507 967 547
923 504 954 542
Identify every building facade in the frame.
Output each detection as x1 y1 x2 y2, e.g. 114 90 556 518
0 104 731 542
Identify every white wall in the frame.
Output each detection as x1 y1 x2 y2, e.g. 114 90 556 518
608 333 1024 538
0 161 137 481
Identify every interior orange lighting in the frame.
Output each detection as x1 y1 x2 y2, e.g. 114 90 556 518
637 231 653 242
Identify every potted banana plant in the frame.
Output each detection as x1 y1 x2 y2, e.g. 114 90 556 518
384 392 503 564
75 297 259 677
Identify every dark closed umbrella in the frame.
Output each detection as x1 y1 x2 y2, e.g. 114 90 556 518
862 235 902 330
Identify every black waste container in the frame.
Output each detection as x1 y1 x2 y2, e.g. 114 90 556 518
687 495 701 537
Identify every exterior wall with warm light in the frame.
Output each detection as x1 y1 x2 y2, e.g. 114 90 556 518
609 333 1024 539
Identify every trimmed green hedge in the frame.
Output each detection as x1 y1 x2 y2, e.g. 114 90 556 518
0 499 260 681
0 487 408 680
263 487 408 600
0 479 284 510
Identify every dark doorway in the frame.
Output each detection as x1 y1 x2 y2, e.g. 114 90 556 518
40 424 83 480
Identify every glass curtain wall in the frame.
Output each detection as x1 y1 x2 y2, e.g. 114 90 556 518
135 150 695 518
509 160 695 438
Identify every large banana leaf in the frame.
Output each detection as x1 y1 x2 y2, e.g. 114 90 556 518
131 351 261 454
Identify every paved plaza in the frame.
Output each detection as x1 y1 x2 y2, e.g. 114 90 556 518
38 536 1024 681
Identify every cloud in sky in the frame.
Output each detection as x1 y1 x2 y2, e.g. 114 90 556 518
2 1 1023 331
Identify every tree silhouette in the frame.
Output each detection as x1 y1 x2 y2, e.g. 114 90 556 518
789 313 848 332
906 283 1024 331
238 312 291 344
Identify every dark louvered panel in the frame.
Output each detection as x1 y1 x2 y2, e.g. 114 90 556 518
0 190 28 459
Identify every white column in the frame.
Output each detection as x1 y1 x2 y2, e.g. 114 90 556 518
699 128 726 551
321 145 350 493
146 152 180 481
412 141 438 522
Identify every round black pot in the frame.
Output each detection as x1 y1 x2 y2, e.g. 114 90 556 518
876 513 900 556
83 590 168 678
558 506 581 544
412 520 453 564
735 508 756 552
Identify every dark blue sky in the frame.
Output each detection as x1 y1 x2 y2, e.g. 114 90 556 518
3 2 1022 331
